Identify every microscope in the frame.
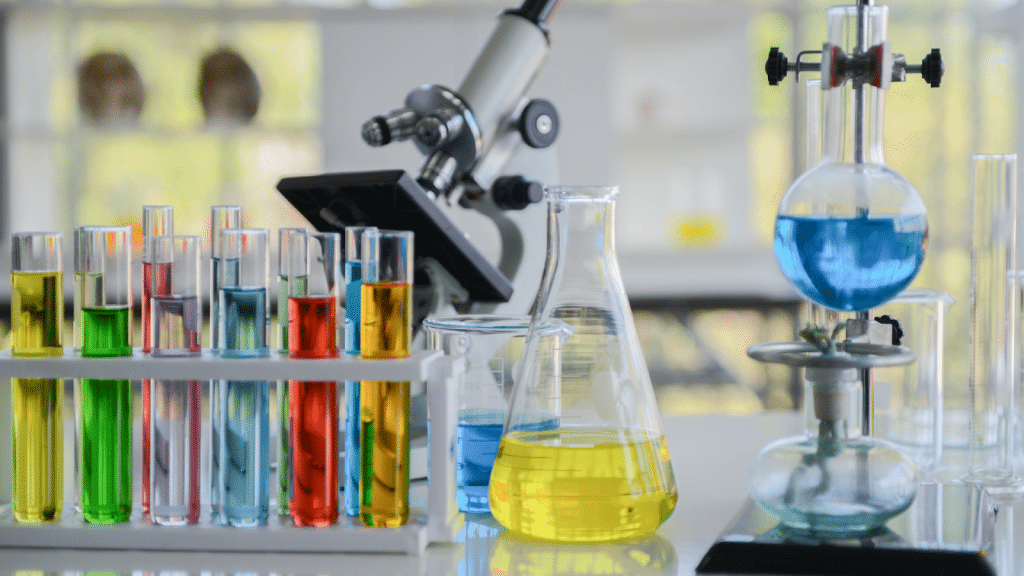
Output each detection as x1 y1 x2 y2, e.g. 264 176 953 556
278 0 564 327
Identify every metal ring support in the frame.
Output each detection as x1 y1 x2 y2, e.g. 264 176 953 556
747 341 915 368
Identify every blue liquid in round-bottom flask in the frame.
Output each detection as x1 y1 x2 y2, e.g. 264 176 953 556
774 214 928 312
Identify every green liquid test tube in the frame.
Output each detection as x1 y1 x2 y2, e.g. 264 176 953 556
276 227 306 516
76 226 134 524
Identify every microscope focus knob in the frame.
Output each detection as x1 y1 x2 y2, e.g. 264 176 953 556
492 175 543 210
921 48 943 88
519 99 559 149
766 47 789 86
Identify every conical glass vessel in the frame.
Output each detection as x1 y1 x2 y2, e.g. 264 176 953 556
489 185 677 543
774 5 928 312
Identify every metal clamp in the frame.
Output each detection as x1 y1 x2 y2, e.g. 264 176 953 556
766 45 943 88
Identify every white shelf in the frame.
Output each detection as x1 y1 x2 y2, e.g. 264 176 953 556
0 504 429 556
0 348 465 554
0 349 442 396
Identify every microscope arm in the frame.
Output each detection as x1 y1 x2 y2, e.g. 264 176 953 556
362 0 562 204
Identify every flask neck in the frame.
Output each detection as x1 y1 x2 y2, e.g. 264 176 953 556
822 83 886 167
806 365 863 440
820 5 889 168
548 189 618 266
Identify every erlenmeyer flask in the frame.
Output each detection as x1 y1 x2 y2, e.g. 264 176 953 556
490 185 677 543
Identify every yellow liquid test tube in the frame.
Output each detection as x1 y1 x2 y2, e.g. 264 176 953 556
359 230 413 528
11 233 65 523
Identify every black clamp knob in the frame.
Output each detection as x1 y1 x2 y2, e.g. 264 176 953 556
874 315 904 346
519 99 559 149
766 47 789 86
492 175 543 211
921 48 943 88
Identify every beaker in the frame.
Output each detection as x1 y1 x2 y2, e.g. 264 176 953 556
871 289 954 481
490 185 677 543
422 314 533 514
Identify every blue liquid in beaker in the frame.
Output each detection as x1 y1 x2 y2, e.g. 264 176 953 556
457 419 504 513
774 214 927 312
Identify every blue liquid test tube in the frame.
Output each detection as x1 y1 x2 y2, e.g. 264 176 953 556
215 228 271 526
209 205 241 517
344 226 376 516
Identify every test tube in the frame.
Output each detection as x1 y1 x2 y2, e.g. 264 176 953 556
149 235 203 526
76 226 133 524
360 229 414 527
209 205 241 517
215 228 271 526
211 206 242 353
276 227 306 516
344 225 376 517
142 207 174 355
288 231 341 527
141 205 173 518
10 231 64 523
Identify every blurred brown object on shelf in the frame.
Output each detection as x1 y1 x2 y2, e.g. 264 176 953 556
198 48 260 127
78 52 145 127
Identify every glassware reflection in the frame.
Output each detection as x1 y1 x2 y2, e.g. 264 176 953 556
488 531 678 576
458 513 503 576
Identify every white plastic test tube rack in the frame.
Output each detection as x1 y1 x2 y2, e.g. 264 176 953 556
0 347 465 556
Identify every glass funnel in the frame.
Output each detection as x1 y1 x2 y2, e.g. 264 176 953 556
773 5 928 312
748 347 918 537
489 185 677 543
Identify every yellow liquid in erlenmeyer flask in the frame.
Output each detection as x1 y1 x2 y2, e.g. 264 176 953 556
489 429 677 542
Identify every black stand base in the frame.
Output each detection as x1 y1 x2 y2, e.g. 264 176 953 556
697 484 996 575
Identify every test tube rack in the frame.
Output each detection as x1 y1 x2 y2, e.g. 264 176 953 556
0 348 464 556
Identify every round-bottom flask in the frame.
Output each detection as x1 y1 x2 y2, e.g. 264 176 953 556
772 5 929 313
749 365 917 537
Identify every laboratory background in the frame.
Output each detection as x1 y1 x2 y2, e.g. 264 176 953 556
0 0 1023 574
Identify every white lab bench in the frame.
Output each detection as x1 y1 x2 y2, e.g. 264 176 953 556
2 412 1020 576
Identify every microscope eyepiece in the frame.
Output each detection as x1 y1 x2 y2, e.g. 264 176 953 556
361 107 418 147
